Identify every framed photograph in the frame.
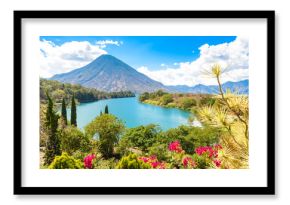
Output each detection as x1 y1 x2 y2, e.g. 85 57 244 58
14 10 275 195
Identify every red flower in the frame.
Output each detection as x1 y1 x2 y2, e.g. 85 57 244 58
213 159 222 167
139 155 167 169
168 141 183 153
84 154 96 169
182 157 196 168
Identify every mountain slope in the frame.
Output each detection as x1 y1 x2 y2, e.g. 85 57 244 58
51 54 168 93
167 79 248 94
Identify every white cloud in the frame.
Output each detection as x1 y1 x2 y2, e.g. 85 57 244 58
137 37 249 86
96 40 123 48
40 40 108 78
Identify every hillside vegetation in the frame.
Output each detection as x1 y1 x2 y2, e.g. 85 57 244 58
139 90 216 111
40 78 135 104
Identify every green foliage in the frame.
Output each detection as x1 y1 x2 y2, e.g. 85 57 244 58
40 104 48 147
85 114 125 158
181 98 197 110
44 94 61 165
139 90 214 112
161 94 173 105
200 96 216 106
104 105 109 114
48 152 83 169
61 98 67 125
119 124 161 153
192 154 212 169
148 143 169 161
40 78 135 103
71 95 77 127
138 92 149 102
60 126 91 155
160 125 220 154
116 154 151 169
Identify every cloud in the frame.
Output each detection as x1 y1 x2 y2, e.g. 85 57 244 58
96 40 123 48
40 40 108 78
137 37 249 86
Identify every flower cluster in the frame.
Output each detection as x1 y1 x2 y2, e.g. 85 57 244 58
84 154 96 169
182 157 196 168
213 159 221 167
139 155 166 169
195 144 223 168
168 141 183 153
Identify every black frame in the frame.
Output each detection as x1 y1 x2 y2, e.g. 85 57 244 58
14 10 275 195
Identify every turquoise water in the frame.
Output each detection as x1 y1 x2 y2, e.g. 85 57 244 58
67 97 191 130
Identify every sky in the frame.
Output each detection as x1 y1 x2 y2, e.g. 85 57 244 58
39 36 249 86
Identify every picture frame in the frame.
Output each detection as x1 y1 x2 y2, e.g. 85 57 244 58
14 10 275 195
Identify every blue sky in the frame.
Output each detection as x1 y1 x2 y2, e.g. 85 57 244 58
40 36 248 86
40 36 236 70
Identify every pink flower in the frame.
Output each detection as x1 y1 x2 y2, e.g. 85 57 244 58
214 159 222 167
182 157 196 168
195 145 220 158
84 154 96 169
139 155 167 169
168 141 183 153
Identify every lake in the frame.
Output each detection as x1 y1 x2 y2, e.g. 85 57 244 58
67 97 191 130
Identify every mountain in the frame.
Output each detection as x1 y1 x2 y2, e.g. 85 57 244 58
51 54 168 93
167 80 248 94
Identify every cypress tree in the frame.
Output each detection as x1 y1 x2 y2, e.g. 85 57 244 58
71 94 77 127
100 111 103 116
104 105 109 114
61 98 67 125
44 93 61 165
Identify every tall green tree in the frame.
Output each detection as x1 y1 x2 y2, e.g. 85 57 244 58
85 114 124 158
104 105 109 114
44 93 61 165
61 98 67 125
71 94 77 127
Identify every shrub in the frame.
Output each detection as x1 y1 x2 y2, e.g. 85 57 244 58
60 126 91 155
200 96 216 106
181 98 196 110
161 94 173 105
48 152 83 169
116 154 151 169
139 92 150 102
119 124 161 152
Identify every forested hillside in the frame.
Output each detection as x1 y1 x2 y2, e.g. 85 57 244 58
40 78 135 103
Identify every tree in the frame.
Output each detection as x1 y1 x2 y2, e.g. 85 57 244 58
181 98 196 110
44 93 61 165
104 105 109 114
119 124 161 153
85 114 124 158
71 94 77 126
61 98 67 125
161 94 173 105
100 111 103 116
60 126 90 155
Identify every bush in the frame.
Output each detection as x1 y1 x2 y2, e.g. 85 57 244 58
116 154 151 169
48 152 83 169
139 92 150 102
161 94 173 105
181 98 197 110
119 124 161 152
160 125 221 154
200 96 216 106
60 126 91 155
